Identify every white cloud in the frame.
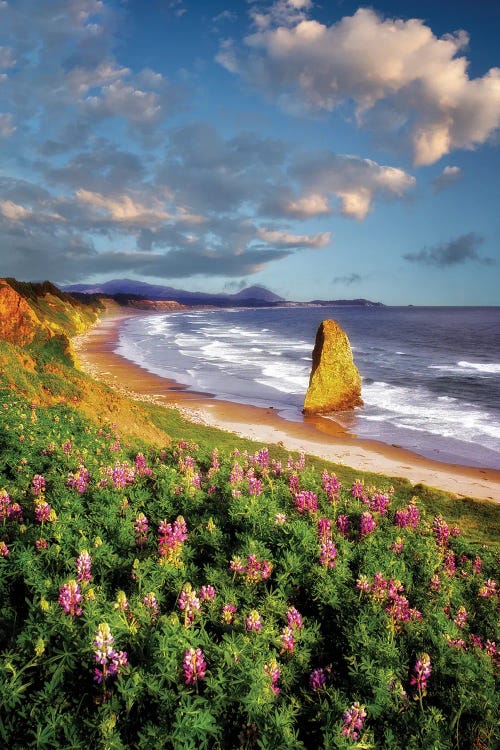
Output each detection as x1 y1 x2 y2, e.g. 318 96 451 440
284 192 330 218
258 227 330 247
220 6 500 164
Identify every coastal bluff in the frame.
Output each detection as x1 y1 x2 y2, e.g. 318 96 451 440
303 319 363 415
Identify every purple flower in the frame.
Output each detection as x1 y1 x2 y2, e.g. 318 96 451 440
337 514 350 537
342 702 367 740
309 667 327 691
134 513 149 548
453 606 468 628
317 517 332 542
294 490 318 515
286 607 303 629
280 626 295 653
199 585 216 602
93 622 128 684
359 511 376 538
183 647 207 685
221 603 237 624
321 470 341 501
31 474 46 497
142 592 159 618
34 500 52 523
76 550 92 582
58 580 83 617
319 540 337 568
247 476 262 496
0 541 9 557
410 653 432 696
178 584 201 626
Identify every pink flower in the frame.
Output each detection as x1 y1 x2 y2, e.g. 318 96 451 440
31 474 46 497
158 516 188 564
286 607 303 629
134 513 149 548
359 512 376 538
58 580 83 617
317 517 332 543
351 480 365 499
35 538 48 552
319 540 337 568
221 604 237 624
429 574 441 591
453 606 468 628
245 610 262 631
76 550 92 582
0 541 9 557
142 592 159 618
410 653 432 695
337 514 350 537
134 453 153 476
294 490 318 515
391 539 404 554
321 470 341 501
178 584 201 626
472 556 482 574
478 579 497 598
280 626 295 653
199 585 216 602
433 516 450 547
34 500 51 523
264 658 281 694
183 647 207 685
274 513 287 526
342 702 367 740
247 476 262 496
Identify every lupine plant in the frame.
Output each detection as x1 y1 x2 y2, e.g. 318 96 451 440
0 387 498 749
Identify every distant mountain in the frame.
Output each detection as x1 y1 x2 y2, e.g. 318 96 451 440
63 279 285 307
309 298 385 307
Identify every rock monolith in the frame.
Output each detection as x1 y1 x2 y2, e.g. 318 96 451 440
303 319 362 415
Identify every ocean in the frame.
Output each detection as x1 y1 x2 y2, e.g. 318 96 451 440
115 306 500 470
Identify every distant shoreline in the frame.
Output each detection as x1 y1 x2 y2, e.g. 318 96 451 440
72 309 500 504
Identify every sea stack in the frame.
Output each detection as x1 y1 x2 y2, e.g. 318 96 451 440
303 319 363 415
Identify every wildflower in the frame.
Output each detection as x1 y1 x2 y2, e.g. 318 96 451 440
58 580 83 617
229 462 244 486
453 606 468 628
309 667 327 691
247 476 262 496
114 591 129 612
319 540 337 568
294 490 318 514
286 607 303 629
134 513 149 548
229 556 245 575
264 658 281 694
394 500 419 529
142 592 159 618
448 637 466 650
351 480 365 499
31 474 46 496
356 575 371 593
478 579 497 598
62 440 72 454
66 465 90 493
183 647 207 685
134 453 153 476
0 541 9 557
443 550 456 577
274 513 287 526
245 610 262 631
337 514 350 537
472 556 482 574
34 500 51 523
410 653 432 696
221 604 237 624
231 554 273 585
178 584 201 626
359 511 376 538
280 626 295 653
35 538 47 552
470 634 483 649
321 470 341 501
342 702 367 740
391 538 404 554
317 517 332 542
368 492 390 515
433 516 450 547
158 515 188 565
199 585 216 602
76 550 92 582
93 622 128 684
429 574 441 591
288 473 300 496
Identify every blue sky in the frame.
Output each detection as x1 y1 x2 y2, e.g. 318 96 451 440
0 0 499 304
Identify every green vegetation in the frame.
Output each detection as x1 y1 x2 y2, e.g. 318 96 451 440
0 386 498 749
0 282 498 748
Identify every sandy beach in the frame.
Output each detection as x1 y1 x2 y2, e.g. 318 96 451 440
73 310 500 504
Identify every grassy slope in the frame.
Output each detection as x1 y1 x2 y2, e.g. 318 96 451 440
0 280 498 548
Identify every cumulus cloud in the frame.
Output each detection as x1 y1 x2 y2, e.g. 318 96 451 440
219 6 500 164
75 188 204 226
432 166 463 192
404 233 494 267
287 152 415 220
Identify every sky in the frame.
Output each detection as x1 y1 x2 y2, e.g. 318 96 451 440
0 0 499 304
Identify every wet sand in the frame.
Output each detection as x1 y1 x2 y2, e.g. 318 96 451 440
73 310 500 504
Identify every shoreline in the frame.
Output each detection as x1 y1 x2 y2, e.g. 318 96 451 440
73 309 500 504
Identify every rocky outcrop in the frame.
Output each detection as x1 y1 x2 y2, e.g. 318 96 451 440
0 279 41 345
303 319 363 414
